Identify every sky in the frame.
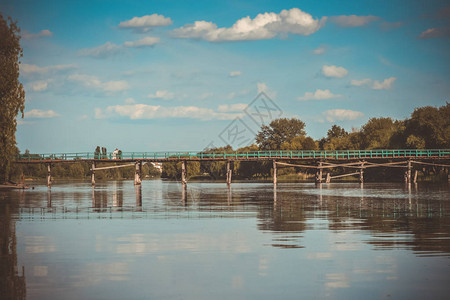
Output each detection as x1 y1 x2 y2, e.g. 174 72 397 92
1 0 449 153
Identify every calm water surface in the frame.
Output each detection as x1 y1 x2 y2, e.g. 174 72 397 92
1 180 450 299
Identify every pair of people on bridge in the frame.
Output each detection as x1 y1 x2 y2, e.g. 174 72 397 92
112 148 122 159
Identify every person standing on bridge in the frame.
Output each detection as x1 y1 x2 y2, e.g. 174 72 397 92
112 148 119 159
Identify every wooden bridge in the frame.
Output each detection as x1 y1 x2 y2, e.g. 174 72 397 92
14 149 450 187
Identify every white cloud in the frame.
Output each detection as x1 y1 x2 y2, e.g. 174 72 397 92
229 71 242 77
96 104 244 121
217 103 248 112
125 98 136 104
330 15 380 27
118 14 173 32
147 90 175 100
297 89 341 100
350 78 372 86
78 42 123 58
20 63 77 75
372 77 397 90
28 80 49 92
257 82 277 99
24 109 59 119
313 46 326 55
322 109 363 122
124 36 160 48
22 29 53 39
322 65 348 78
419 27 450 39
79 37 160 58
172 8 326 42
68 74 129 92
350 77 397 90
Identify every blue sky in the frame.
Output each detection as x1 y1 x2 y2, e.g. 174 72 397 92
2 0 449 153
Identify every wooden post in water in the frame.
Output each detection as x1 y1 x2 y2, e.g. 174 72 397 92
273 160 277 185
360 161 365 183
181 160 187 187
47 163 52 187
135 185 142 207
326 172 331 183
413 170 418 183
91 162 96 186
405 160 412 184
134 161 142 185
226 160 232 186
315 162 323 184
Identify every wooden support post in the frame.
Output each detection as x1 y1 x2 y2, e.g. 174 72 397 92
226 160 232 186
413 170 418 184
315 162 323 184
405 160 412 184
134 161 142 185
47 163 52 187
181 160 187 186
360 161 365 183
91 162 96 186
326 172 331 183
273 160 277 185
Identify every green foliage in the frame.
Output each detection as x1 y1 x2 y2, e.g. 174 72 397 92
199 145 233 179
256 118 306 150
361 117 399 149
161 161 200 179
406 135 425 149
405 103 450 148
0 14 25 182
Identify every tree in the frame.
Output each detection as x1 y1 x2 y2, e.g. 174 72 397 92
327 125 348 140
361 117 400 149
319 125 348 150
0 14 25 182
256 118 306 150
406 135 425 149
405 103 450 148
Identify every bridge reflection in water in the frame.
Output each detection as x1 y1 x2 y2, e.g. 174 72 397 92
12 182 450 256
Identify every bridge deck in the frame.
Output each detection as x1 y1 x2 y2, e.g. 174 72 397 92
14 149 450 163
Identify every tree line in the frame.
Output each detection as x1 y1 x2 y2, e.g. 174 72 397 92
162 103 449 181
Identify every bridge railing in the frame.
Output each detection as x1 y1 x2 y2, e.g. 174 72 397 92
15 149 450 162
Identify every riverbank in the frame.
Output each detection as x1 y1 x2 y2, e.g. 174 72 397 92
0 181 30 189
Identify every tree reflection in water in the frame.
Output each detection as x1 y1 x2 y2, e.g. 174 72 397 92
0 192 26 299
257 183 450 255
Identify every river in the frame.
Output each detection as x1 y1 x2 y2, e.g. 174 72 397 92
1 180 450 299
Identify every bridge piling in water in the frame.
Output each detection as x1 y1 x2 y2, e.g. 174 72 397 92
405 160 412 184
134 161 142 185
315 162 323 184
181 160 187 187
91 162 96 186
226 160 232 186
360 161 365 183
47 163 52 187
273 160 277 185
